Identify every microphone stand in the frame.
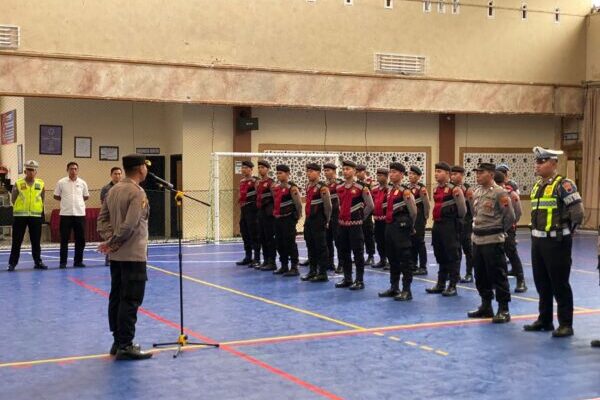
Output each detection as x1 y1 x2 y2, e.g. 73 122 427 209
151 175 219 357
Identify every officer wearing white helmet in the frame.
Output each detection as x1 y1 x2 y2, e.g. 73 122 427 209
523 146 584 338
7 160 47 271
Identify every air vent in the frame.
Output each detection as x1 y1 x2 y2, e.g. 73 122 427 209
374 53 426 75
0 25 19 49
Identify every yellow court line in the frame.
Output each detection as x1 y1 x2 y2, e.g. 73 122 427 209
148 265 365 331
420 346 434 351
404 341 418 347
388 337 401 341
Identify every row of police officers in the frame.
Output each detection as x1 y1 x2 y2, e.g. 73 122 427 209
237 146 585 337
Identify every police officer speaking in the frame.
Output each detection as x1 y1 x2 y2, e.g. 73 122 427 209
523 147 584 338
97 154 153 360
8 160 47 271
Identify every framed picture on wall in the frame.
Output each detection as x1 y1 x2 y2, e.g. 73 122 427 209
39 125 62 155
17 144 23 174
99 146 119 161
74 136 92 158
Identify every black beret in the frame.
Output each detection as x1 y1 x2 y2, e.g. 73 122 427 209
389 162 406 173
122 154 149 169
258 160 271 168
451 165 465 174
276 164 290 173
242 160 254 168
409 166 422 176
435 162 451 172
342 160 357 168
323 163 337 170
306 162 321 172
472 162 496 172
356 164 366 172
376 168 389 176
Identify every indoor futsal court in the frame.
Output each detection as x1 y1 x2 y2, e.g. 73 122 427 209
2 1 600 400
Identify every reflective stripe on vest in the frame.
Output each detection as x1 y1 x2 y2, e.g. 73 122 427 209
530 176 563 232
13 178 45 217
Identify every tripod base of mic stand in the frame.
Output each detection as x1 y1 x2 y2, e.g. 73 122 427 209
153 334 219 358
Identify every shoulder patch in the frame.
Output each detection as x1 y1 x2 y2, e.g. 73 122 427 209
562 180 574 193
499 193 510 207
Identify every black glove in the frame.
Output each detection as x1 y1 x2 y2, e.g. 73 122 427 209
597 255 600 286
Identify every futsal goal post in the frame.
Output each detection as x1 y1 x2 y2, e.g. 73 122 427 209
209 151 341 243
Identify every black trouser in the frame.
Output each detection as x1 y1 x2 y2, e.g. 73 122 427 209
326 212 339 267
275 215 299 267
385 222 413 290
411 222 427 269
432 219 461 285
374 219 387 263
459 220 474 276
473 242 511 305
505 227 524 280
109 261 147 348
240 205 260 261
258 208 276 263
362 215 375 257
59 215 86 265
337 224 365 282
304 216 328 275
9 217 43 266
531 236 573 327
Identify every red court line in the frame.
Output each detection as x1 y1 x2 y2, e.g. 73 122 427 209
68 277 343 400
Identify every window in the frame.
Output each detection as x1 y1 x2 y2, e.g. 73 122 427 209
423 0 432 13
384 0 393 9
452 0 460 14
487 1 495 18
438 0 446 13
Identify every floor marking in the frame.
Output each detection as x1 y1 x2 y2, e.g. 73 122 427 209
420 345 434 352
404 341 418 346
389 337 401 341
67 277 343 400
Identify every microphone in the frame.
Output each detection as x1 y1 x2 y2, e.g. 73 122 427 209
148 172 174 190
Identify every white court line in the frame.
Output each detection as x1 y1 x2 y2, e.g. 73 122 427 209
149 260 238 264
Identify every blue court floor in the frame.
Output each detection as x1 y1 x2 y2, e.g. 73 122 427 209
1 229 600 400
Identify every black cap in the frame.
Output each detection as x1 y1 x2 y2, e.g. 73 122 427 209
472 162 496 172
356 164 366 172
496 163 510 173
276 164 290 173
435 162 452 172
323 162 337 170
122 154 149 169
306 162 321 172
376 168 389 176
409 166 422 176
258 160 271 168
242 160 254 168
389 162 406 173
493 170 505 184
342 160 357 168
451 165 465 174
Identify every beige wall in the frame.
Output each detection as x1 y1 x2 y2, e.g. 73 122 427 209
587 13 600 81
2 0 590 85
0 97 25 183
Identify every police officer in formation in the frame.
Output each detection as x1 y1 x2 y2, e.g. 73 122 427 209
8 160 47 271
335 160 374 290
324 163 343 273
466 163 515 323
256 160 276 271
524 147 583 338
407 166 429 276
236 161 261 268
371 168 390 269
494 169 527 293
301 163 332 282
427 162 466 297
450 165 475 283
356 164 376 266
272 164 303 277
97 154 152 361
378 163 417 301
100 166 123 267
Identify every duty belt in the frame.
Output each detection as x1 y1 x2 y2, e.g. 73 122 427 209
531 228 571 238
473 227 504 237
339 219 363 226
373 215 386 221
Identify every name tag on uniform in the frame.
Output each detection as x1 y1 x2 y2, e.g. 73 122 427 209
34 184 41 190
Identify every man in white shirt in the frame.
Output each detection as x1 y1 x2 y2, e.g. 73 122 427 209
54 162 90 268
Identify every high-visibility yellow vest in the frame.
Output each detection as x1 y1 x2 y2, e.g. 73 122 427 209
13 178 45 217
530 175 563 232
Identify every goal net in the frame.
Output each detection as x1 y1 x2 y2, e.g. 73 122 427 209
207 151 341 243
